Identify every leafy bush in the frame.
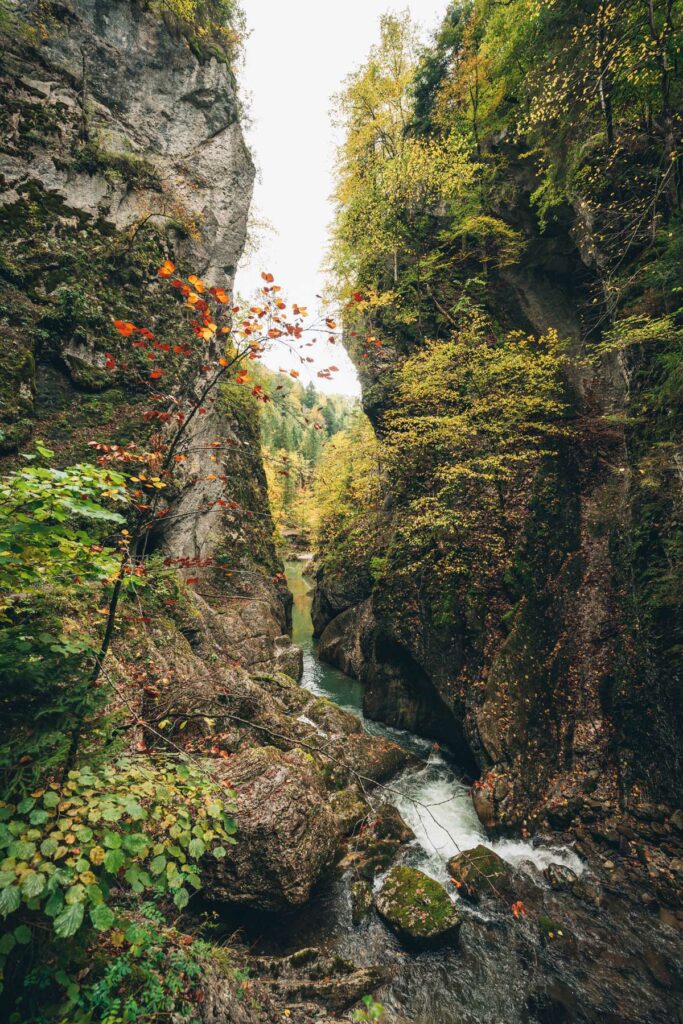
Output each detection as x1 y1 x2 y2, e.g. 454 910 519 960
0 757 237 984
13 900 227 1024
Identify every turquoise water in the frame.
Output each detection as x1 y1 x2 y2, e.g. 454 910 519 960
287 556 365 714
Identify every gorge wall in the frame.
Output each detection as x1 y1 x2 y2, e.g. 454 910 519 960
0 0 299 674
314 5 682 859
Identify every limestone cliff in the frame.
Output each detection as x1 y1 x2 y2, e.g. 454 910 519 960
0 0 299 674
315 145 682 870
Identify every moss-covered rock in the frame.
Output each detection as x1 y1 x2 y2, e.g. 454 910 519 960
447 844 512 902
351 879 373 924
374 866 461 946
329 787 369 836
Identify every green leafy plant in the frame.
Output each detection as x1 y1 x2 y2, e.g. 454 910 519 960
14 900 226 1024
352 995 385 1022
0 757 236 983
0 450 127 605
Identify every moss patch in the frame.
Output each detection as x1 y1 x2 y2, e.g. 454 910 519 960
374 865 461 945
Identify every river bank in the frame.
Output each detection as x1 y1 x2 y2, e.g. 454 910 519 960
217 558 681 1024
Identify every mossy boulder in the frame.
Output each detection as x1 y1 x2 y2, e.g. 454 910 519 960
374 866 461 946
351 880 373 924
447 844 513 902
329 787 369 836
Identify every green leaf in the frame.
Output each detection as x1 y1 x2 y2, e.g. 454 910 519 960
43 792 60 809
90 904 114 932
8 841 36 860
53 902 84 938
103 849 125 874
17 798 35 815
150 855 166 876
40 837 58 857
212 846 226 859
29 809 49 826
0 932 16 955
0 870 15 887
44 890 65 917
122 832 148 855
21 872 45 899
122 799 145 821
173 887 189 910
13 925 31 946
187 838 205 859
0 886 20 917
102 831 121 849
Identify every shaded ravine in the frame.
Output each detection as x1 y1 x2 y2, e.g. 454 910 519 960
287 557 582 887
222 560 679 1024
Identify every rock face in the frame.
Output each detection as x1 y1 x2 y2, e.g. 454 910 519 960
252 948 385 1013
2 0 253 283
447 845 512 902
315 159 682 843
205 747 338 910
0 0 299 676
375 865 462 946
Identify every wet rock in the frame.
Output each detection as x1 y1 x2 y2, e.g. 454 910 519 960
670 809 683 833
447 845 513 901
341 803 415 880
205 747 337 910
472 784 496 830
642 948 675 989
351 880 373 924
537 914 572 949
253 948 384 1012
571 872 603 907
544 862 578 891
272 634 304 680
306 696 363 736
374 803 415 844
375 866 461 946
329 787 369 836
329 731 413 787
590 825 621 848
317 602 370 679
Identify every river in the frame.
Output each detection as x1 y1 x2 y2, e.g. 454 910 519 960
281 558 596 1024
287 558 583 887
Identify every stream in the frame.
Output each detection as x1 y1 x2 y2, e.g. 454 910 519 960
279 558 601 1024
287 558 583 888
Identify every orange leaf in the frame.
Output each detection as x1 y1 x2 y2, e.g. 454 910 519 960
149 369 163 380
113 320 136 337
158 260 176 278
187 274 205 293
261 272 274 283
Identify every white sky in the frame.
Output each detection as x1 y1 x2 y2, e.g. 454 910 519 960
235 0 447 396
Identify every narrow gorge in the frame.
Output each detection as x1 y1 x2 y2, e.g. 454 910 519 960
0 2 681 1023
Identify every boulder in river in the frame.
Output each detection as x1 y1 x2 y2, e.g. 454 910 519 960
204 746 337 910
252 947 385 1012
375 865 461 945
447 844 513 901
544 862 579 891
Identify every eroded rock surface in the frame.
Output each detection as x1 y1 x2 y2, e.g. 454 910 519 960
204 747 337 910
